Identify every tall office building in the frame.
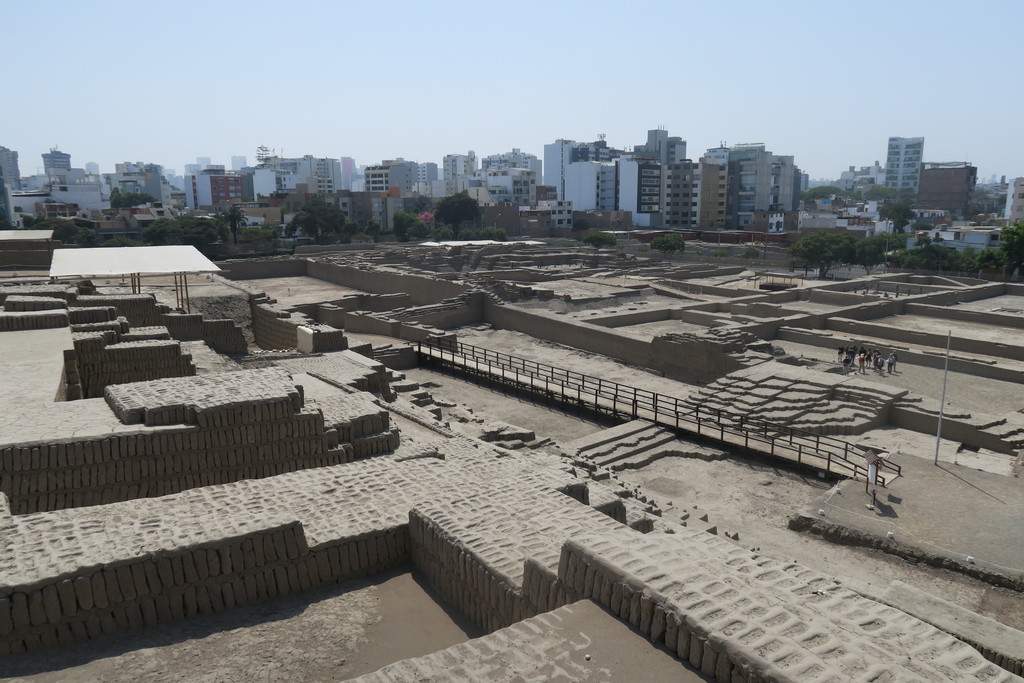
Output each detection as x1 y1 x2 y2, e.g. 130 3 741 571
916 162 977 219
884 136 925 196
0 147 20 192
544 137 624 200
231 156 248 171
442 151 477 195
42 148 72 176
482 149 542 179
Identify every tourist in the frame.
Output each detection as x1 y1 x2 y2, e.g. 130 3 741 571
842 353 852 376
887 351 897 374
857 350 866 374
838 345 845 363
874 353 885 375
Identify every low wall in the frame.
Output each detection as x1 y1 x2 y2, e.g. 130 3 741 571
162 313 247 355
825 317 1024 362
217 258 307 280
775 327 1024 384
0 520 408 657
306 260 469 306
904 303 1024 331
484 302 653 370
587 308 672 328
69 335 196 400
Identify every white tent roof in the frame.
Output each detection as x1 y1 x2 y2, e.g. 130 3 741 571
49 245 220 278
0 230 54 240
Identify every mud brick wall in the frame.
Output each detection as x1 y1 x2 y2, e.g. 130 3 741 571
557 532 1016 681
70 335 195 399
3 296 67 312
296 324 347 353
251 297 302 350
0 522 410 657
67 306 120 325
161 313 247 355
0 310 69 331
0 409 336 514
74 294 166 327
0 285 77 305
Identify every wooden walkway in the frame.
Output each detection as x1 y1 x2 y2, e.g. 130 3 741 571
417 340 899 485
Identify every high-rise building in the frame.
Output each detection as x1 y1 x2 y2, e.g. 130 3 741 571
0 146 20 191
231 156 248 171
270 155 342 194
564 161 618 212
84 162 100 175
186 167 243 209
481 149 542 180
42 148 72 176
884 136 925 196
916 162 977 219
664 159 728 229
442 152 477 195
364 160 416 196
710 143 802 228
544 138 624 200
1006 178 1024 224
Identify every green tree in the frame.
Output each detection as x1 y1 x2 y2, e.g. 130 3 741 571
1000 221 1024 280
241 227 278 252
802 186 844 201
30 218 95 246
392 211 426 242
582 232 616 249
101 237 143 247
288 195 347 242
788 231 857 278
142 216 225 249
650 233 686 254
109 188 159 209
968 247 1006 271
854 233 891 274
879 201 915 232
862 185 896 202
433 191 479 237
221 204 247 245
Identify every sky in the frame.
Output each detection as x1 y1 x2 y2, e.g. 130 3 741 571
5 0 1022 182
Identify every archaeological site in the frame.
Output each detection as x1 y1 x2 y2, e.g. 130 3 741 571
1 239 1023 681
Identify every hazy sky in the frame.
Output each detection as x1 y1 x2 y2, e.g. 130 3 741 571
5 0 1021 181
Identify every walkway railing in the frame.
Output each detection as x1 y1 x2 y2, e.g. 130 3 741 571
417 339 899 485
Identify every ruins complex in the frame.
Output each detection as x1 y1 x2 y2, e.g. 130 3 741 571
1 242 1022 680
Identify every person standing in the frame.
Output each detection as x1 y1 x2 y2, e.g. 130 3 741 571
887 351 896 374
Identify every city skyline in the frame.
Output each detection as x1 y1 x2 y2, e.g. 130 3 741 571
5 0 1022 182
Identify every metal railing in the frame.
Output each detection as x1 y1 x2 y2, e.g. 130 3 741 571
417 339 899 485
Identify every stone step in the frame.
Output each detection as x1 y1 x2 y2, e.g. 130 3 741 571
567 420 661 454
592 431 680 469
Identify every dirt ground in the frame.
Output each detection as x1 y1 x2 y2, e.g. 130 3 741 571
0 569 479 682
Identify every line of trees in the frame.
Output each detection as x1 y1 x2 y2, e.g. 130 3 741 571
789 221 1024 279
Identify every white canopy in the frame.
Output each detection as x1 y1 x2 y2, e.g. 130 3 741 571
49 245 220 278
0 230 54 241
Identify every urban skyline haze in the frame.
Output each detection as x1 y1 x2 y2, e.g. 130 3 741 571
5 0 1021 182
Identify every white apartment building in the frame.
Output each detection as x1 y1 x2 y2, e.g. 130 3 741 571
271 155 342 194
442 152 477 195
564 161 617 212
482 149 541 180
468 167 536 204
837 162 886 192
1006 177 1024 224
884 136 925 194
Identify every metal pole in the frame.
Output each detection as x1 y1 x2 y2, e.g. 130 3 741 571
934 330 951 465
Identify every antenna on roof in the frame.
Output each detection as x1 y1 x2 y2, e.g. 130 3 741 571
598 133 606 141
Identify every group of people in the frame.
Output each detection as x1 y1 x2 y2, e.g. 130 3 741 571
838 345 898 376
